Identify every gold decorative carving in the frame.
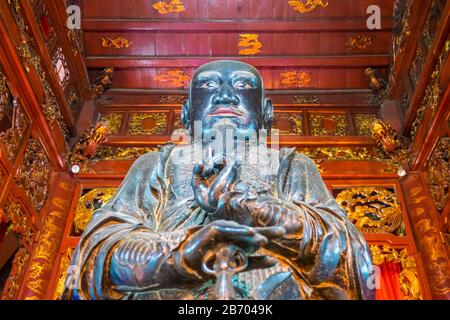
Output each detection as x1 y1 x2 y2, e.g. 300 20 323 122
94 146 159 160
159 95 186 104
100 113 123 134
289 115 304 135
410 41 450 139
281 71 312 87
309 114 347 136
393 0 412 60
128 113 168 135
8 0 69 143
354 114 377 136
292 95 320 104
370 245 422 300
346 35 374 50
15 138 50 212
288 0 329 13
0 201 34 247
54 248 74 300
33 215 62 262
371 119 408 165
336 187 404 235
74 188 116 233
155 70 191 88
2 248 30 300
101 36 133 49
297 147 384 161
365 68 387 95
68 123 109 170
238 34 262 55
426 136 449 212
152 0 185 15
0 99 28 162
91 67 114 100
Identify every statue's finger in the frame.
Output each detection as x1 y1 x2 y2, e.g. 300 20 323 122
245 255 278 272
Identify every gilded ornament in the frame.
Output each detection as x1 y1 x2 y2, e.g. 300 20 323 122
68 123 109 170
91 67 114 100
155 70 191 88
15 138 50 212
370 245 422 300
1 248 30 300
94 146 159 160
100 113 123 134
354 114 377 136
281 71 312 87
288 115 304 135
371 119 408 165
336 187 405 235
410 40 450 139
288 0 329 13
128 113 168 135
101 36 133 49
426 137 449 211
152 0 185 15
54 248 74 299
74 188 116 233
0 99 28 162
365 68 387 95
292 96 320 104
159 95 186 104
8 1 68 143
238 34 262 55
1 201 34 248
309 114 347 136
33 216 62 262
346 35 374 50
297 147 383 161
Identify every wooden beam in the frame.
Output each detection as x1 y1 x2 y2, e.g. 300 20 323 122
86 55 391 68
82 19 394 32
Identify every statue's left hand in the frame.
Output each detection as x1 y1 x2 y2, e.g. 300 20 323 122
192 154 240 212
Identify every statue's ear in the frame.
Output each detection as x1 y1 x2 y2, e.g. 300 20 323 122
181 99 191 131
263 98 274 130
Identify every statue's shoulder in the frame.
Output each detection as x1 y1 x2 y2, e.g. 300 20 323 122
279 147 316 167
132 149 162 170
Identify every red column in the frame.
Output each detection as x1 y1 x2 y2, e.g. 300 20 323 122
18 173 76 300
401 172 450 299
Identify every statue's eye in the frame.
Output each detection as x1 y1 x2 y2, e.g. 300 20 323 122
198 80 219 89
233 81 254 89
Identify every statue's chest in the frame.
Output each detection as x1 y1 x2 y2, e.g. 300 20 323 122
169 162 278 199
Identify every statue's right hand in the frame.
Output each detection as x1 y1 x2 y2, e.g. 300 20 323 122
176 220 285 279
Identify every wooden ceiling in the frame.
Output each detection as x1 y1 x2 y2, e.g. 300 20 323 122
80 0 396 96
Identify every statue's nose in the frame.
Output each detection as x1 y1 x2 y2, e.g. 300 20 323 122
213 84 239 105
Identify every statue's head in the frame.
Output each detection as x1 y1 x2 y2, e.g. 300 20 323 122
182 60 273 137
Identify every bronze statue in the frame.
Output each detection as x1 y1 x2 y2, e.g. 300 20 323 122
63 60 375 300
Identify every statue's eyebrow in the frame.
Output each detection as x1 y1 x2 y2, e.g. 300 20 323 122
195 71 222 81
230 71 258 82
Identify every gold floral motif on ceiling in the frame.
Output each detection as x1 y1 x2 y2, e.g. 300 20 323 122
1 248 30 300
337 187 405 236
155 70 191 88
128 113 168 135
346 34 374 50
280 71 312 88
309 114 347 136
101 36 133 49
288 0 329 14
152 0 186 15
238 34 262 55
15 138 50 212
370 245 423 300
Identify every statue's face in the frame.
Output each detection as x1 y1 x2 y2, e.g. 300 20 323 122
186 61 268 137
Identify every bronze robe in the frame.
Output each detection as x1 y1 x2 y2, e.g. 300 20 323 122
63 145 375 300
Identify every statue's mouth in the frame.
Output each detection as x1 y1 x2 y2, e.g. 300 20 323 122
208 106 245 118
